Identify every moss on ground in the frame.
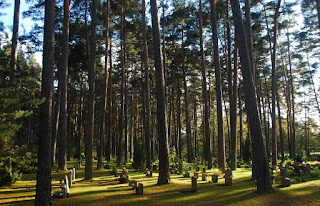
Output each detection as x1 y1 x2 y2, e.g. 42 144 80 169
1 161 320 205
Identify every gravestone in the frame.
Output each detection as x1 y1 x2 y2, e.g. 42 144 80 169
202 173 208 181
68 173 72 188
194 172 199 179
146 168 151 177
196 166 200 172
212 174 218 183
191 176 197 192
63 175 69 198
123 167 128 176
281 177 291 187
136 183 143 195
225 169 232 186
72 168 76 180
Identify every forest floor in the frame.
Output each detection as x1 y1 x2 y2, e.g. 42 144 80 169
1 160 320 205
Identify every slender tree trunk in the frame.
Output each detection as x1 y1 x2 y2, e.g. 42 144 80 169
98 0 110 169
230 0 272 192
238 88 243 160
231 40 238 170
244 0 254 79
142 0 151 169
181 28 193 163
58 0 70 171
117 0 125 166
177 88 182 159
10 0 20 84
85 0 97 180
271 0 281 167
35 0 55 204
107 34 113 162
199 0 212 169
52 85 60 167
150 0 170 185
77 71 84 164
210 0 224 171
193 97 198 159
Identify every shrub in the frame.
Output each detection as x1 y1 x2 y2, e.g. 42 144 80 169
133 142 146 171
295 150 307 163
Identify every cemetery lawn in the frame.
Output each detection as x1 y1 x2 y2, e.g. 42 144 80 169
1 161 320 205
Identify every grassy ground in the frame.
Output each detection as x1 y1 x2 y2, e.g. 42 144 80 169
1 161 320 206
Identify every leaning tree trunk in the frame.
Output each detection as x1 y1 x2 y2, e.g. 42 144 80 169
10 0 20 84
230 0 272 193
35 0 55 204
150 0 170 185
210 0 225 171
58 0 70 172
85 0 97 180
142 0 152 169
199 0 212 169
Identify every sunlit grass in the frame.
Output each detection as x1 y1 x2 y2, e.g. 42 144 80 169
1 161 320 205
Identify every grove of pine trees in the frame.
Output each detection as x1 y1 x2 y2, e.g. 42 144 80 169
0 0 320 203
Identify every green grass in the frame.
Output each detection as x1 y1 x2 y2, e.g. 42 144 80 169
1 161 320 205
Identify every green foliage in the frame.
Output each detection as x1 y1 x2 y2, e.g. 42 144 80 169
295 149 307 163
242 137 252 163
133 142 146 171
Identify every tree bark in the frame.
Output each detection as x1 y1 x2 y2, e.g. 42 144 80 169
150 0 170 185
58 0 70 172
10 0 20 84
35 0 55 204
142 0 151 169
210 0 224 171
199 0 212 169
230 0 272 192
85 0 97 180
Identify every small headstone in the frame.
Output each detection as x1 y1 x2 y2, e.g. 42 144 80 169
68 173 72 188
245 164 250 168
281 177 291 187
136 183 143 195
202 173 208 181
196 166 200 172
123 167 128 176
63 175 69 198
299 169 303 176
191 176 197 192
225 169 232 186
212 175 218 183
72 168 76 180
194 172 199 179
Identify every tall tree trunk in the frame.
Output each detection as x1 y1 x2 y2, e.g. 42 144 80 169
77 71 84 164
182 28 193 163
177 88 182 159
98 0 110 169
210 0 224 171
193 96 198 159
10 0 20 84
58 0 70 172
244 0 255 79
107 34 113 162
199 0 212 169
142 0 151 169
271 0 281 167
231 39 238 170
238 88 243 160
85 0 97 180
35 0 55 204
230 0 272 192
52 84 60 167
117 0 125 166
150 0 170 185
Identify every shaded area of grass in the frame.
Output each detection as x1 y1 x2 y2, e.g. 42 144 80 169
1 161 320 205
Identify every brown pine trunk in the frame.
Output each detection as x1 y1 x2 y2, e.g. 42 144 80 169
199 0 212 169
230 0 272 192
142 0 151 169
85 0 97 180
35 0 55 204
107 34 113 162
58 0 70 172
231 40 238 170
52 84 60 167
77 71 84 163
210 0 224 171
10 0 20 84
150 0 170 185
